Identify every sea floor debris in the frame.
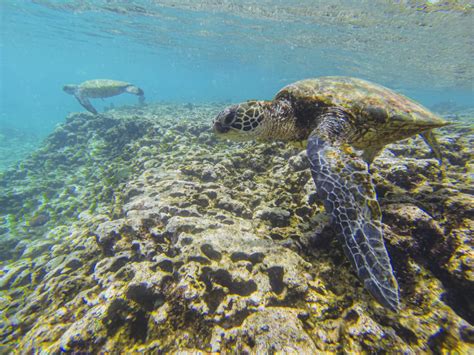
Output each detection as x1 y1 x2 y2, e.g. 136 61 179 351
0 103 472 352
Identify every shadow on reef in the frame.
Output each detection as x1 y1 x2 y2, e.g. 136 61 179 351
0 104 473 352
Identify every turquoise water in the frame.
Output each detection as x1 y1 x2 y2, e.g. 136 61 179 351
1 1 473 137
1 1 473 353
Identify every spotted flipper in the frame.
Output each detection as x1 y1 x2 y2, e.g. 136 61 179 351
307 110 400 311
75 92 98 114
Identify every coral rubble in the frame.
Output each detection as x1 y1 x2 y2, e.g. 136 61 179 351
0 104 472 352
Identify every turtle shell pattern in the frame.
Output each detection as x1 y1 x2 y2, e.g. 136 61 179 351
274 76 447 150
78 79 132 98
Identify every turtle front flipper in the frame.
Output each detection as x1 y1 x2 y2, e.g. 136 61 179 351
75 93 98 114
307 110 400 311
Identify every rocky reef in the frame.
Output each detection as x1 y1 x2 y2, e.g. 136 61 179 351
0 103 472 352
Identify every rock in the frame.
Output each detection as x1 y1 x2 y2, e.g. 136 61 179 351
193 194 210 207
216 308 317 353
0 260 31 290
165 216 220 239
94 220 129 256
288 150 309 171
242 169 255 179
382 158 441 189
216 196 248 217
201 167 218 181
58 304 108 352
445 220 474 284
27 213 50 227
0 104 472 353
256 207 291 227
171 228 311 322
383 203 445 253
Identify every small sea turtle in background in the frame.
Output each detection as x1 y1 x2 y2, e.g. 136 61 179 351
213 76 449 311
63 79 145 114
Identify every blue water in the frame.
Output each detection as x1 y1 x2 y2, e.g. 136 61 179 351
1 2 474 352
1 1 473 137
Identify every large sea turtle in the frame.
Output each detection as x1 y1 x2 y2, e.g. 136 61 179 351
213 76 449 311
63 79 145 114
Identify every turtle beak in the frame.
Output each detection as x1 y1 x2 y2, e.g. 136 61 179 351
213 108 234 135
213 120 231 134
63 85 75 94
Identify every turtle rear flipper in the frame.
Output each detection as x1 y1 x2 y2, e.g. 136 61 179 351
307 109 400 311
420 130 443 164
75 93 98 114
125 85 145 104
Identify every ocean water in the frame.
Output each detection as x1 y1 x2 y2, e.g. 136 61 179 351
0 1 473 353
1 1 473 135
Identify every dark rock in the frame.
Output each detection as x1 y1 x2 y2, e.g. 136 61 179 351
201 167 218 182
288 151 309 171
216 196 247 216
27 213 50 227
256 207 291 227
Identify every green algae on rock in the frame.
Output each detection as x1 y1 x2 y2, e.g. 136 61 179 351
0 104 472 353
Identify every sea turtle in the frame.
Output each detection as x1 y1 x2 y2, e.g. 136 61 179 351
213 76 449 311
63 79 145 114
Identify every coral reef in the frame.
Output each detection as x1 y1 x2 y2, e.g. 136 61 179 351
0 104 472 352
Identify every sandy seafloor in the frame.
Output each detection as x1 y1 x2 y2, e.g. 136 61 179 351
0 103 472 352
0 129 42 173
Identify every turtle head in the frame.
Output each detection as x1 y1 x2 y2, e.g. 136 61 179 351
63 84 77 95
213 101 268 140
